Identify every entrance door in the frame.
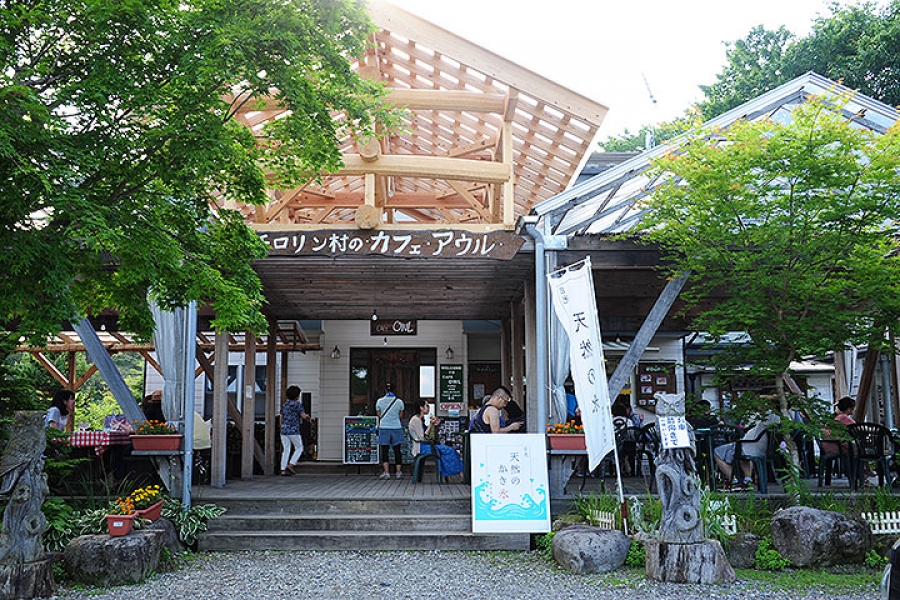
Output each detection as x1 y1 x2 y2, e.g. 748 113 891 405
370 349 419 415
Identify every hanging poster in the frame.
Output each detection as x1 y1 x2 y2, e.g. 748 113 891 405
470 434 550 533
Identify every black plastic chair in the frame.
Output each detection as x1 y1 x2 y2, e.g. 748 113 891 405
815 437 853 488
734 427 779 494
616 426 642 476
410 437 444 484
847 422 894 488
638 422 660 481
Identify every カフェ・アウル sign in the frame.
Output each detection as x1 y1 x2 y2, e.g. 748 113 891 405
261 229 524 260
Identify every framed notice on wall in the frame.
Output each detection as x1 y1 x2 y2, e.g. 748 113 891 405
439 364 464 411
635 362 676 412
343 416 379 464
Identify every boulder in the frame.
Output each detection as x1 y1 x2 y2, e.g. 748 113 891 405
771 506 873 567
645 539 736 584
552 525 630 574
147 518 183 555
725 533 760 570
63 532 162 586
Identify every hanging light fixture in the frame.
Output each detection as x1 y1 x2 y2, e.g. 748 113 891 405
445 346 454 360
330 345 341 360
371 308 378 321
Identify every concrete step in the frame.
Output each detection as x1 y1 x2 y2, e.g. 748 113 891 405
207 514 471 533
197 530 530 552
210 497 471 516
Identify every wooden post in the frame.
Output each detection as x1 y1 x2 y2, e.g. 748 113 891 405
523 279 537 433
854 346 881 422
265 322 277 476
500 315 511 399
511 299 525 412
211 332 228 488
241 331 256 479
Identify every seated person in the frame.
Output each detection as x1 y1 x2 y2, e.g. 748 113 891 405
469 387 524 433
687 399 721 430
104 413 133 433
820 396 856 457
408 400 464 480
713 411 780 489
142 390 165 422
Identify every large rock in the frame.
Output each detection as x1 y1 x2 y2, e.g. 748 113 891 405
725 533 760 570
63 532 162 586
552 525 630 574
645 539 736 584
771 506 873 567
147 518 183 555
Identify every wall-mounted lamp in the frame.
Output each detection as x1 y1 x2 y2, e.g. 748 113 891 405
330 345 341 360
383 336 388 346
371 308 378 321
444 346 454 360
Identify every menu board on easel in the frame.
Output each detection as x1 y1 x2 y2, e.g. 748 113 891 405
343 416 379 464
636 362 676 412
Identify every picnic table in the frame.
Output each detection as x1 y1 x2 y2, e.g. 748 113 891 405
67 430 131 456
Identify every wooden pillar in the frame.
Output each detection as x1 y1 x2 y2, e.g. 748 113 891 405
211 331 229 488
834 349 849 400
265 321 277 475
241 331 256 479
501 315 511 396
523 279 537 433
512 300 525 408
854 346 880 422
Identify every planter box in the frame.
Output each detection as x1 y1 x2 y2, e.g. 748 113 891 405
131 434 182 452
135 499 164 522
106 514 135 537
547 434 586 451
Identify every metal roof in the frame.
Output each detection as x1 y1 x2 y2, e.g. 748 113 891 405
528 72 900 237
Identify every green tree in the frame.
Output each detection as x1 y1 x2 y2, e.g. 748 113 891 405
1 0 400 342
698 1 900 119
640 94 900 417
599 114 698 152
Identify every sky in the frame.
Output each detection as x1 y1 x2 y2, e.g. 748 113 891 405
387 0 877 139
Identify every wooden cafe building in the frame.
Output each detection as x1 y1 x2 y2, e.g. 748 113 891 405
21 2 695 492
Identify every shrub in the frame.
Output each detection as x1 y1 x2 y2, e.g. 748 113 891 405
572 492 620 527
535 532 555 557
755 539 790 571
625 539 645 567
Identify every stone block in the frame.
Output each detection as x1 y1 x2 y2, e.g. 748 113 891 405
63 531 162 586
726 533 760 570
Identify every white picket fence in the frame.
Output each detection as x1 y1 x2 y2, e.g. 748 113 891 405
863 511 900 535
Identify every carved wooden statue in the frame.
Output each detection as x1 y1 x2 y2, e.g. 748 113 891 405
0 411 54 599
653 392 704 544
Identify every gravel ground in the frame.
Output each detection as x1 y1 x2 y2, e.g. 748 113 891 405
49 550 878 600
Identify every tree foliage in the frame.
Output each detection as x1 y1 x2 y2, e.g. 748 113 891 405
698 1 900 119
640 95 900 403
0 0 399 341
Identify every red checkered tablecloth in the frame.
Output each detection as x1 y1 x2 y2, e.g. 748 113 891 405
67 430 131 455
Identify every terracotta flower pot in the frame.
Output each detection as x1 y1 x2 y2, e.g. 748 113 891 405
106 513 135 537
547 433 586 451
135 499 164 521
130 434 183 451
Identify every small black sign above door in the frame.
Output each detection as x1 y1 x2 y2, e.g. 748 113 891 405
370 319 417 336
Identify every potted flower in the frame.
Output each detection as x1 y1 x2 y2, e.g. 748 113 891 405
546 420 586 450
129 484 165 521
106 497 136 537
130 420 183 451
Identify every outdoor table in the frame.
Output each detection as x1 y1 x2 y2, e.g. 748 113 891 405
67 430 131 456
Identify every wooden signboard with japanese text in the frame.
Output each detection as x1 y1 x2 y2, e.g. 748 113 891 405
261 229 525 260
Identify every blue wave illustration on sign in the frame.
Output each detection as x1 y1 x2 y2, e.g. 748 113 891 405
473 481 548 521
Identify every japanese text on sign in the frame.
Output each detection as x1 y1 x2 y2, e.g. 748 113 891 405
260 230 525 260
658 416 691 450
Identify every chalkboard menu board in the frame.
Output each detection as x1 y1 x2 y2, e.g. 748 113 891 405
343 416 379 464
440 364 464 410
636 362 676 412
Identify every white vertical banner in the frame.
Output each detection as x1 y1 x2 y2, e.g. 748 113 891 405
549 257 615 472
